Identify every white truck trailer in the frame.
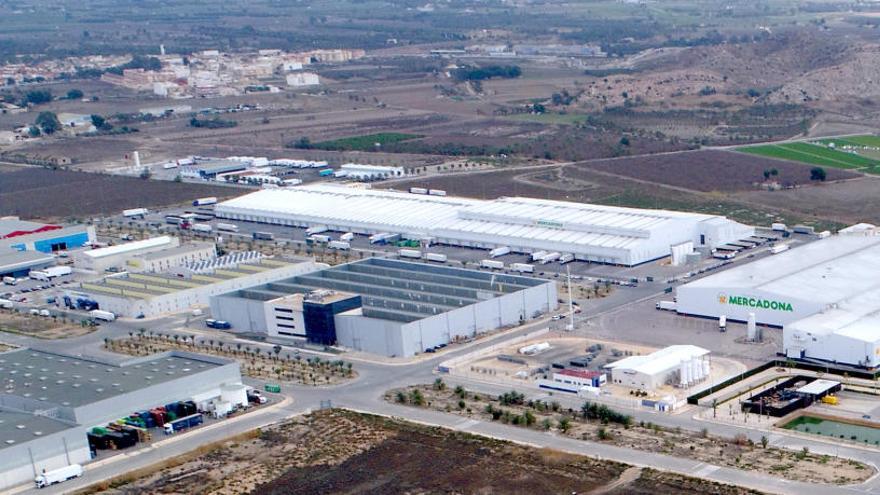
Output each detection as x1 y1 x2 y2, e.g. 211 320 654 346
489 246 510 258
216 223 239 233
191 223 213 233
539 252 561 264
480 259 504 270
425 253 448 263
34 464 83 488
122 208 148 218
29 266 72 281
530 250 549 262
399 249 422 259
89 309 116 322
510 263 534 273
328 241 351 250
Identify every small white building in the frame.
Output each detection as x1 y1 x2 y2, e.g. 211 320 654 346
126 242 217 273
286 72 320 87
605 345 710 391
75 236 178 272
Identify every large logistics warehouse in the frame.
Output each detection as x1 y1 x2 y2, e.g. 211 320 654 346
211 258 557 357
676 234 880 368
0 218 94 253
0 349 243 491
214 185 753 266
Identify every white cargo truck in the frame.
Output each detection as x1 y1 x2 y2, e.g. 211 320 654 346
2 276 18 285
770 244 789 254
399 249 422 259
306 225 328 235
409 187 428 195
425 253 448 263
89 309 116 322
480 259 504 270
489 246 510 258
0 299 13 309
309 234 331 244
428 189 447 196
559 254 575 264
191 223 213 233
539 252 561 264
771 222 787 232
34 464 83 488
192 197 218 206
328 241 351 250
510 263 534 273
339 232 354 241
29 266 72 281
123 208 148 218
530 250 549 262
216 223 239 233
655 301 676 311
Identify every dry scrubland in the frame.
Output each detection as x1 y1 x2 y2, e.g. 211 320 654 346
80 409 766 495
386 383 873 486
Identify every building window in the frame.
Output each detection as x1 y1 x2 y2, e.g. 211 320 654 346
276 316 295 321
275 308 293 313
277 323 297 329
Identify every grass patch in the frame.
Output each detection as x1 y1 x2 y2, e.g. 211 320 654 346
506 113 588 125
737 142 878 170
300 132 423 151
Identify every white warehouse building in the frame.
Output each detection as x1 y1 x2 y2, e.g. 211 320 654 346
676 234 880 368
605 345 710 390
214 185 752 266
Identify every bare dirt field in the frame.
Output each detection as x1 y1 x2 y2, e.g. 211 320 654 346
737 177 880 225
572 149 858 192
388 384 873 486
0 311 95 340
0 167 243 221
83 409 765 495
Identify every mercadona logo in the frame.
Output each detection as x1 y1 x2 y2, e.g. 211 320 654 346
718 294 793 312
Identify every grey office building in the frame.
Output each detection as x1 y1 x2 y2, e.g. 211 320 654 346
211 258 558 357
0 349 242 491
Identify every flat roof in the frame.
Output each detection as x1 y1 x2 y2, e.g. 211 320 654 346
0 409 75 447
215 185 751 263
221 258 549 323
605 345 709 376
82 236 173 259
140 242 215 261
0 219 53 238
682 235 880 306
0 349 225 408
0 250 55 270
796 379 840 396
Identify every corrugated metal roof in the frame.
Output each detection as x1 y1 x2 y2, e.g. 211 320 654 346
82 236 173 259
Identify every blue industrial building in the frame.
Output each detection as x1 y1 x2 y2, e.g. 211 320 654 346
0 220 95 253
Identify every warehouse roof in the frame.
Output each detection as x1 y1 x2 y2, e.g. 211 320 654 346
0 409 75 447
81 236 174 259
140 242 215 261
220 258 549 323
215 185 752 264
0 250 55 272
796 379 840 396
0 349 227 408
0 219 59 239
683 235 880 307
605 345 709 375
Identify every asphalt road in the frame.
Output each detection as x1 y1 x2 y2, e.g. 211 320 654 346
8 286 880 495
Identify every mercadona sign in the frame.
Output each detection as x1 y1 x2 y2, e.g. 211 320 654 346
718 294 793 312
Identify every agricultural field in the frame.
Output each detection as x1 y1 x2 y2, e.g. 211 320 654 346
83 409 765 495
298 132 425 152
0 167 242 221
736 138 880 173
572 150 857 192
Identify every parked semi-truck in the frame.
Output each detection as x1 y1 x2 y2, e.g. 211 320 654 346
216 223 239 233
771 222 787 232
489 246 510 258
29 266 72 281
399 249 422 259
339 232 354 242
306 225 328 235
34 464 83 488
510 263 534 274
428 189 447 196
253 232 274 241
89 310 116 322
425 253 448 263
539 252 561 264
530 250 549 262
480 259 504 270
559 254 575 264
328 240 351 250
123 208 148 218
318 168 334 177
712 250 736 260
370 233 400 245
770 244 790 254
191 223 213 233
192 197 218 206
163 413 204 434
655 301 676 311
409 187 428 195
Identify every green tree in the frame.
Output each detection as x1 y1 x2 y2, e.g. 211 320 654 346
810 167 827 181
66 89 84 100
35 111 61 135
90 114 105 128
557 417 571 433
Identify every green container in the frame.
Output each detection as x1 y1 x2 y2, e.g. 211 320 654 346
91 426 108 435
166 411 177 421
265 384 281 393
